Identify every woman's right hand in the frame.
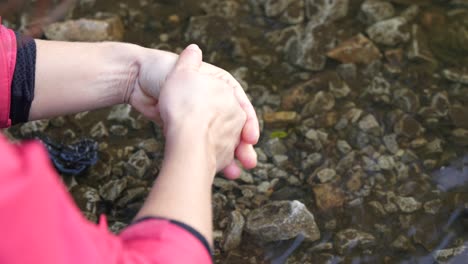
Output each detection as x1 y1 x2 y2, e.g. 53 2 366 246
158 44 247 172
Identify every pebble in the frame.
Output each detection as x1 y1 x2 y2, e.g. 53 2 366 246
44 16 124 41
223 210 245 251
358 114 380 134
263 111 299 127
312 183 345 211
245 200 321 242
360 0 395 24
317 168 337 183
327 33 382 64
366 17 410 46
335 229 376 254
394 196 422 213
424 199 442 214
90 122 109 138
125 150 151 178
20 120 49 136
337 140 352 154
99 179 127 202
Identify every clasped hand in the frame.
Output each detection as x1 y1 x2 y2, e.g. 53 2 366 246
128 44 259 178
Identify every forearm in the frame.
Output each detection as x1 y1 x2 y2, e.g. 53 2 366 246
135 123 216 246
29 40 139 120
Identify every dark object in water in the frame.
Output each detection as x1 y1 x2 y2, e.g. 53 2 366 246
39 136 98 176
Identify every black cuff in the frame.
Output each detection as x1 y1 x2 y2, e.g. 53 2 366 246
131 216 214 262
10 32 36 125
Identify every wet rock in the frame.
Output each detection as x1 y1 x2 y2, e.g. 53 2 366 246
185 15 233 50
301 91 335 116
408 24 435 63
452 129 468 146
346 170 363 191
109 221 126 234
110 124 128 136
44 16 124 41
362 156 380 172
391 234 414 252
383 134 399 154
329 78 351 99
125 150 151 178
360 0 395 24
312 183 345 211
368 201 387 216
450 106 468 129
358 114 380 134
337 63 357 81
264 0 304 24
366 17 410 46
442 68 468 84
108 104 134 123
263 111 299 127
305 0 349 24
223 210 245 251
394 196 422 213
327 34 382 64
337 140 352 154
303 153 323 169
424 199 442 214
90 121 108 138
264 138 288 157
281 84 309 110
245 200 321 242
20 120 49 136
286 23 336 71
378 155 395 170
367 75 391 103
433 245 468 263
99 178 127 202
317 168 337 183
71 186 101 214
336 151 356 173
335 229 376 254
116 187 147 208
137 138 160 154
394 115 423 138
393 88 420 113
273 154 289 166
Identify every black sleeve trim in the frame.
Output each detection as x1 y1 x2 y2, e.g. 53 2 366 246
132 216 214 262
10 32 36 125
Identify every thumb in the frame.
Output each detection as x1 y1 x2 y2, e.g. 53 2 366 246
174 44 203 72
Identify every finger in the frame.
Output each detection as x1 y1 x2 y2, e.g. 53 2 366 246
173 44 203 72
234 85 260 144
235 142 257 169
223 161 242 180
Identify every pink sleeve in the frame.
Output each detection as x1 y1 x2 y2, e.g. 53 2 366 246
0 134 212 264
0 18 17 128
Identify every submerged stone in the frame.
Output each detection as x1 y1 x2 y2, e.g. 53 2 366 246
223 210 245 251
44 16 124 41
366 17 410 46
335 229 376 254
327 34 382 64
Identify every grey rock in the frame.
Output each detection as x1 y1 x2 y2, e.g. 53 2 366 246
317 168 337 183
443 68 468 85
273 154 289 166
336 151 356 173
337 140 352 154
116 187 147 208
110 125 128 136
433 245 468 263
394 196 422 213
362 156 380 172
109 221 127 234
337 63 357 81
378 155 395 170
71 186 101 214
329 78 351 98
108 104 134 123
360 0 395 24
424 199 442 214
223 211 245 251
303 153 323 169
264 0 304 24
255 148 268 162
367 76 391 103
90 121 108 138
366 17 410 46
44 16 124 41
358 114 380 134
264 0 295 17
125 150 151 178
137 138 160 154
302 91 335 116
257 181 271 193
20 120 49 136
246 200 321 242
305 0 349 24
264 138 288 157
286 23 336 71
383 134 399 154
393 88 420 113
99 179 127 202
368 201 387 216
391 234 414 251
185 15 233 50
335 229 376 254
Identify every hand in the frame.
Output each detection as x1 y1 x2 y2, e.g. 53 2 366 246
158 44 246 172
130 46 259 178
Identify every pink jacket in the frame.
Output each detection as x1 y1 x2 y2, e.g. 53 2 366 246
0 20 212 264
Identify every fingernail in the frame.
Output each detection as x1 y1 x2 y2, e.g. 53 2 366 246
186 44 200 52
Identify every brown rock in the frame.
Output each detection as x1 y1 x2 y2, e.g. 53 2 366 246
394 114 423 138
327 33 382 64
281 86 309 110
263 111 299 127
44 16 124 42
312 183 345 211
